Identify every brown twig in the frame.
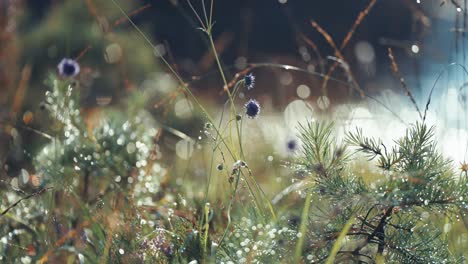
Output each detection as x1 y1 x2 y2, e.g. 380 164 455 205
74 45 92 61
113 4 152 28
300 33 326 74
310 20 341 58
82 170 90 202
340 0 377 50
11 64 31 119
352 206 394 257
39 217 95 264
0 0 20 104
1 187 53 217
217 67 254 95
388 48 423 120
312 0 376 97
310 20 364 97
403 0 431 39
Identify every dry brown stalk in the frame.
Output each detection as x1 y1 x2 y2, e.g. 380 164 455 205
311 0 376 97
387 48 423 120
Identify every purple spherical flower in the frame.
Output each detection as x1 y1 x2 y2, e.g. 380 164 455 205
57 58 80 78
244 73 255 90
286 139 298 152
245 99 260 118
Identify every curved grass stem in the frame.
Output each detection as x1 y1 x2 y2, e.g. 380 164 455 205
294 192 313 263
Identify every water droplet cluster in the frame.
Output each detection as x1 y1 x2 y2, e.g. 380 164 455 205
218 217 296 263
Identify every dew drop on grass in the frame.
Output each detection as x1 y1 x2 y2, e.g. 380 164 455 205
126 142 136 154
78 253 85 264
20 256 31 264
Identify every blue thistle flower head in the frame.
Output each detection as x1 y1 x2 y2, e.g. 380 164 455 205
245 99 260 118
286 139 298 152
57 58 80 78
244 73 255 90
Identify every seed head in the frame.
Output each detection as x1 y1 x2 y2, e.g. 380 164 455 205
244 99 260 118
286 139 298 152
244 73 255 90
57 58 80 78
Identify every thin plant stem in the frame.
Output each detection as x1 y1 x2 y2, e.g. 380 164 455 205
206 31 271 219
209 0 214 30
110 0 235 161
203 202 211 257
187 0 206 29
199 148 216 229
201 0 209 27
325 215 355 264
208 35 240 154
293 192 313 263
218 169 242 247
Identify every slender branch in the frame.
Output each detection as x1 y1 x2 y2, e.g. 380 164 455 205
388 48 422 120
1 187 53 217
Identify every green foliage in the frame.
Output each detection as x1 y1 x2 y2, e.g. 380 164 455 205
34 77 159 197
217 217 297 263
1 79 466 263
12 74 218 264
297 121 366 196
295 121 467 263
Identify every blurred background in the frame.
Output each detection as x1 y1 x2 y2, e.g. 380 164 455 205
1 0 468 181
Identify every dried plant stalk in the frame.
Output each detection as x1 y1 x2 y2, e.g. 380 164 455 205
310 20 364 97
388 48 423 120
340 0 377 50
11 64 31 118
113 4 152 27
312 0 375 97
0 0 21 105
300 33 325 74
